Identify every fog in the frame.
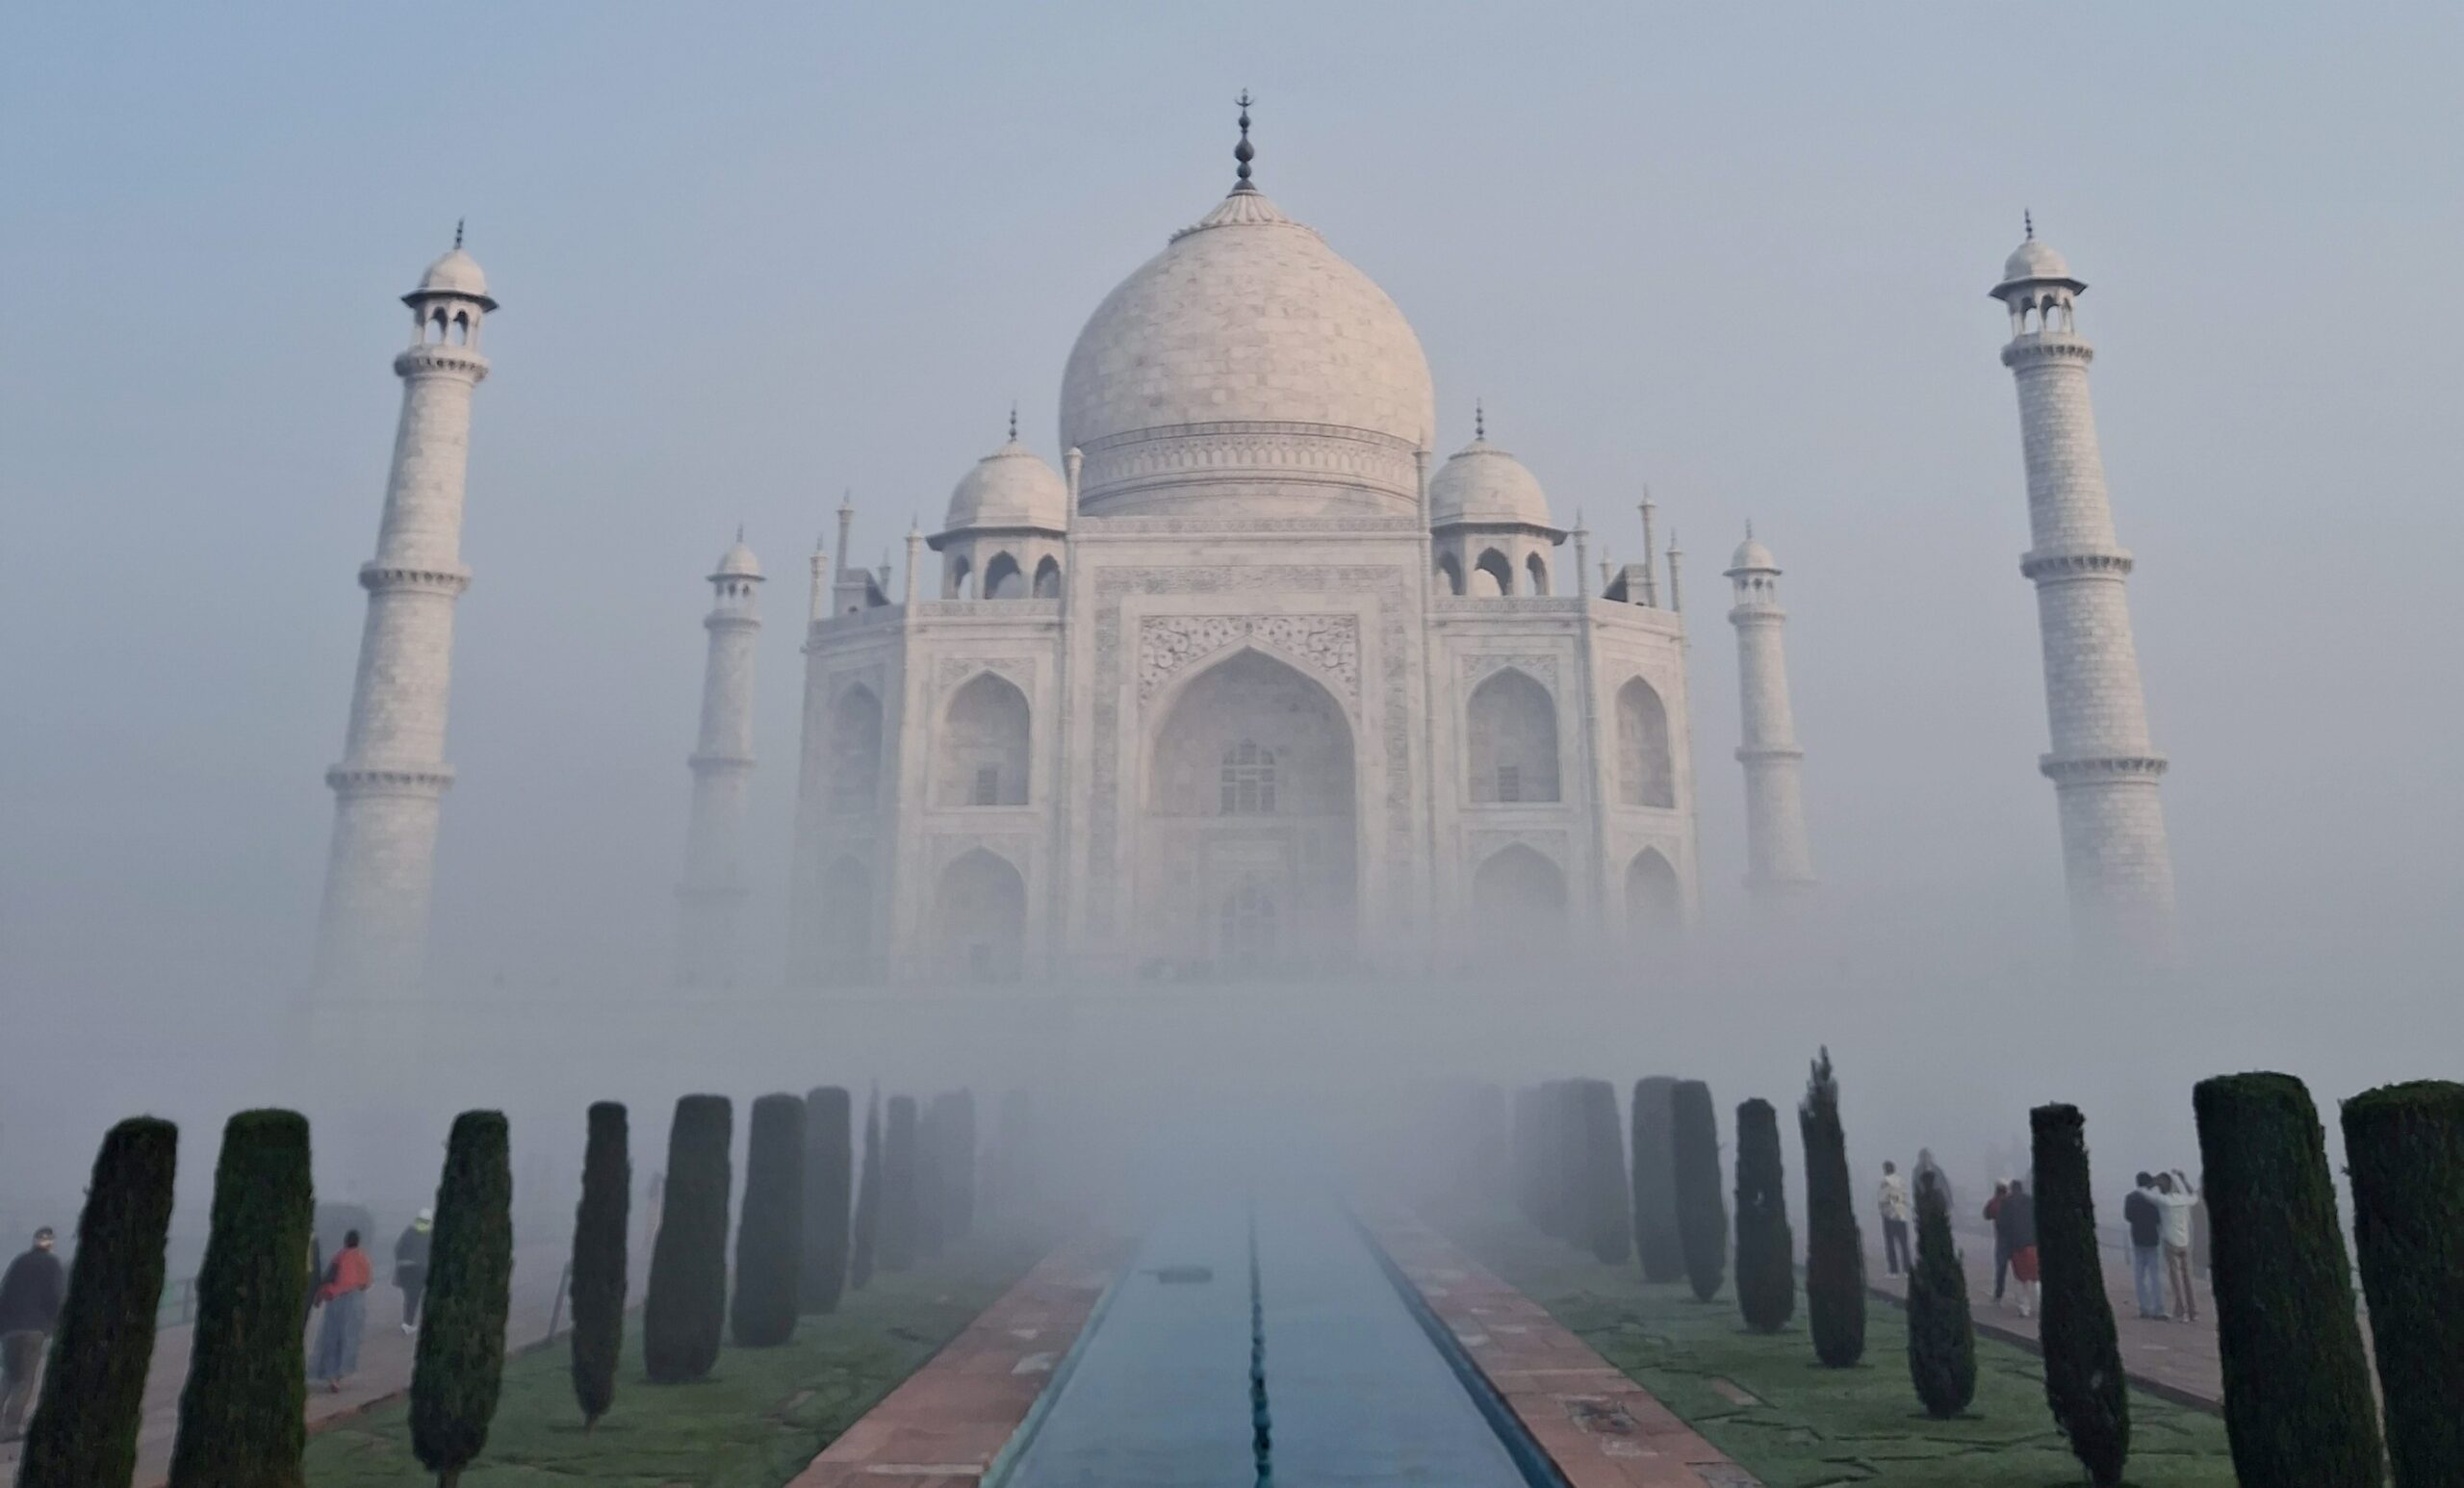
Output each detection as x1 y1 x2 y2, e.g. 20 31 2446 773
3 6 2458 1254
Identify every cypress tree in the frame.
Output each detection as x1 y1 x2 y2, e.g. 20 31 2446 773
2029 1104 2125 1481
849 1089 882 1291
2342 1079 2464 1485
732 1092 806 1346
915 1096 947 1260
2194 1072 2383 1488
948 1089 978 1242
1576 1079 1631 1265
1732 1098 1794 1334
1904 1164 1976 1419
168 1109 313 1488
993 1088 1034 1230
880 1094 919 1271
643 1094 732 1383
17 1116 178 1488
1511 1085 1540 1227
1474 1082 1510 1203
1630 1076 1683 1282
1671 1080 1727 1301
568 1102 629 1428
411 1111 515 1488
1798 1047 1865 1367
800 1087 853 1314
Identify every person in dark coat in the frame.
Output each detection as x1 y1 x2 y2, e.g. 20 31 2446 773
393 1209 433 1335
1983 1182 2012 1301
1999 1179 2040 1317
0 1227 65 1441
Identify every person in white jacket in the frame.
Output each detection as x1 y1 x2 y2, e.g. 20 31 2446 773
2151 1169 2200 1322
1878 1162 1912 1276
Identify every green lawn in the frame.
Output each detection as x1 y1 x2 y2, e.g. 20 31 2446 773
1451 1214 2237 1488
306 1238 1038 1488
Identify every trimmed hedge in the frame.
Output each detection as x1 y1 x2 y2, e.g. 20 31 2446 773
1732 1098 1794 1333
643 1094 732 1383
1671 1080 1727 1301
1905 1164 1975 1418
568 1101 629 1427
880 1095 919 1272
169 1109 314 1488
799 1087 853 1315
2342 1079 2464 1485
915 1096 947 1260
17 1116 178 1488
1630 1076 1683 1282
2031 1104 2125 1481
1577 1079 1632 1266
850 1090 881 1291
947 1089 977 1242
732 1092 807 1347
1798 1047 1865 1368
412 1111 516 1488
2194 1072 2382 1487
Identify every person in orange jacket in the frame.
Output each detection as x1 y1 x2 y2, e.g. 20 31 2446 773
310 1229 373 1392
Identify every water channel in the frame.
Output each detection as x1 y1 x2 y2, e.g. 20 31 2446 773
995 1191 1549 1487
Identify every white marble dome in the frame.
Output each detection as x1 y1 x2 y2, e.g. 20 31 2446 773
713 539 761 578
1429 435 1553 528
1059 186 1436 517
945 438 1068 531
2000 236 2072 285
414 246 492 301
1727 533 1776 573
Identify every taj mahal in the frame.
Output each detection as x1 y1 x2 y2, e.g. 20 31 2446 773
310 105 2173 1008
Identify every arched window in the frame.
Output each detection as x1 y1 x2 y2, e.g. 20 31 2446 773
1615 677 1676 808
1219 739 1277 816
1526 552 1551 596
1467 668 1560 804
1032 555 1063 599
983 552 1023 599
1626 848 1682 936
935 849 1025 982
936 672 1030 807
449 312 470 346
1473 844 1568 930
1473 549 1514 598
827 685 883 813
1436 552 1465 596
944 553 973 600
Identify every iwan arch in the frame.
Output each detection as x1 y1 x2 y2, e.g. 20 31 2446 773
787 119 1701 987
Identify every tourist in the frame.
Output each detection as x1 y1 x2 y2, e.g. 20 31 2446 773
2123 1172 2166 1319
2153 1170 2200 1322
2002 1179 2040 1318
394 1209 433 1336
1914 1147 1953 1216
1983 1182 2012 1302
0 1227 64 1442
311 1228 373 1393
1877 1161 1912 1276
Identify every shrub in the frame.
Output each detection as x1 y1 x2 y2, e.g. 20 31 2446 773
947 1089 978 1242
2342 1079 2464 1485
16 1116 178 1488
568 1102 628 1427
849 1090 881 1291
1905 1164 1976 1419
2029 1104 2125 1479
732 1092 806 1347
2194 1072 2382 1487
1671 1080 1727 1301
643 1094 732 1383
800 1087 853 1315
1798 1047 1865 1367
168 1109 313 1488
1732 1098 1794 1333
991 1088 1034 1229
880 1095 918 1272
1576 1079 1631 1265
915 1096 946 1260
1630 1076 1683 1282
412 1112 515 1488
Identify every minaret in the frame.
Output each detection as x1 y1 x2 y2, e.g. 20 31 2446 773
1991 218 2175 954
1725 526 1814 897
313 230 495 998
677 533 763 988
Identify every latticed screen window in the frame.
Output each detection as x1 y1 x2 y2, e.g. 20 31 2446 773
1496 764 1522 803
1219 740 1277 816
972 766 1000 807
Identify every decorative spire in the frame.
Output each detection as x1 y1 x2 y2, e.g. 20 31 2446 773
1232 90 1257 194
2023 209 2034 241
1745 518 1754 539
1009 401 1019 442
1474 400 1485 442
735 522 745 543
454 218 465 250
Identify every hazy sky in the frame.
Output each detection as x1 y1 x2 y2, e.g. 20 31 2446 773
5 4 2460 1030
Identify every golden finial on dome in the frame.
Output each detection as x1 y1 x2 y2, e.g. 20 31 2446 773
1233 90 1256 193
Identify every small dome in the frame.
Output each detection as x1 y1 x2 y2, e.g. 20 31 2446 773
713 539 761 579
2001 236 2071 285
945 439 1068 531
414 246 491 301
1727 534 1777 573
1428 436 1553 528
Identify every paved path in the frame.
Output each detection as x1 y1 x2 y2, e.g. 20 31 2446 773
1862 1229 2220 1410
1369 1205 1759 1488
0 1244 575 1487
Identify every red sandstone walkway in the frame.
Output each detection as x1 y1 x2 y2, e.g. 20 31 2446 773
785 1234 1127 1488
1364 1207 1762 1488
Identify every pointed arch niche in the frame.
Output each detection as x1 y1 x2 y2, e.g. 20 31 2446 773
934 848 1025 982
936 672 1031 807
1615 677 1676 808
827 684 884 813
1625 848 1682 936
1467 668 1560 804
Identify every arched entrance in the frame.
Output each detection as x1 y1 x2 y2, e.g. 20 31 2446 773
1474 844 1568 935
935 848 1025 982
1625 848 1682 936
1142 648 1357 977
